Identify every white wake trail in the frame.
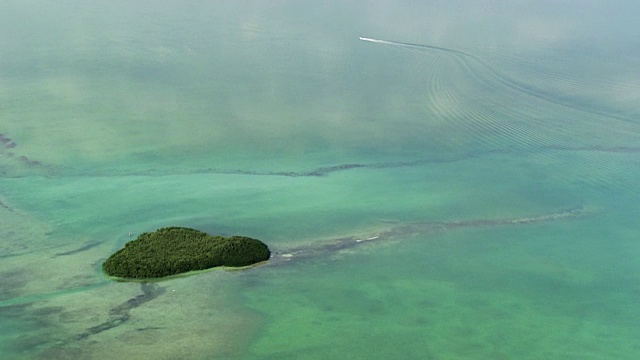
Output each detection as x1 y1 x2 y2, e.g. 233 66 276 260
358 36 394 45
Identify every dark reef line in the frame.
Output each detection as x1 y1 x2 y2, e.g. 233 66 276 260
74 283 164 341
54 242 102 257
0 133 45 168
0 198 14 212
0 133 17 149
84 145 640 178
269 206 585 265
2 128 639 180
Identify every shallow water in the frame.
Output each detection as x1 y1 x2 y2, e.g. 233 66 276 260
1 1 640 359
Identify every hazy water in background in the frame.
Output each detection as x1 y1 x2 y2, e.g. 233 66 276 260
1 1 640 359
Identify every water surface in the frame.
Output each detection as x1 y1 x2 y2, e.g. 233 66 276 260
1 1 639 359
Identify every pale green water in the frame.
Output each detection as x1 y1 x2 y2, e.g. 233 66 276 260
1 1 640 359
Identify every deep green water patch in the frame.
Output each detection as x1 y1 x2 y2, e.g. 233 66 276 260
102 227 270 280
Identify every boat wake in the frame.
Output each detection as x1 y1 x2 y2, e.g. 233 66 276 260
358 36 639 126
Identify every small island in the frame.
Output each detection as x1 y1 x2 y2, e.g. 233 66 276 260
102 227 270 279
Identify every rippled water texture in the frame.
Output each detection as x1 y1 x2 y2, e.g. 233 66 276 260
1 1 639 359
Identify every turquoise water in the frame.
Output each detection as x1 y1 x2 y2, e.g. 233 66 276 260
2 1 640 359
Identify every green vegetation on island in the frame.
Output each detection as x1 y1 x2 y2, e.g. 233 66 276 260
102 227 270 279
